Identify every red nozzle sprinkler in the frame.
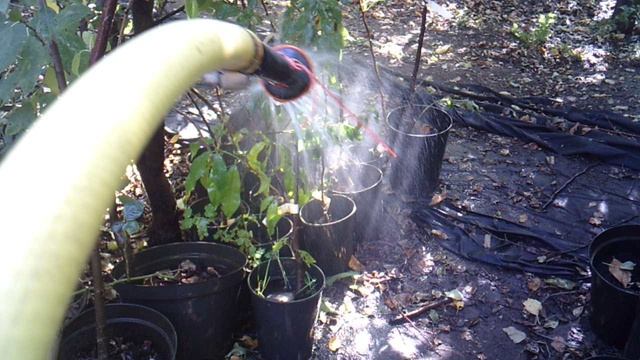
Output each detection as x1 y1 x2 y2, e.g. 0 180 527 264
256 45 314 102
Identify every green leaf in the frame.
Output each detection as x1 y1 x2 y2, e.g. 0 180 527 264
43 66 61 96
54 3 91 33
265 200 281 236
206 153 228 208
122 220 140 235
220 166 241 218
247 141 267 172
184 151 209 196
5 100 36 136
185 0 199 18
0 37 48 102
118 195 144 221
0 22 27 72
71 49 90 76
298 249 316 267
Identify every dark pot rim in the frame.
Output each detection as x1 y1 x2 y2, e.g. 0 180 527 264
345 143 386 164
112 242 247 294
330 163 383 196
246 257 325 304
386 104 453 138
590 225 640 297
254 215 294 244
60 303 178 359
299 194 357 227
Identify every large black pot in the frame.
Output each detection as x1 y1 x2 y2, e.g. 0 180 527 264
300 194 356 276
248 258 325 360
58 303 177 360
331 163 383 243
590 225 640 349
386 104 452 197
112 242 247 360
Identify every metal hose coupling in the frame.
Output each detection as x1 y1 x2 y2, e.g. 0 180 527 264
255 44 314 102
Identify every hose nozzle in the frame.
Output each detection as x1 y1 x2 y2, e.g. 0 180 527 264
255 45 313 102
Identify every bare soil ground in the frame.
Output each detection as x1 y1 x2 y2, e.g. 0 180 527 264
303 1 640 359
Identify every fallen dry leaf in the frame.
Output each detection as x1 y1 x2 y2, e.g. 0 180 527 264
544 277 576 290
435 44 453 55
523 298 542 317
608 257 633 288
430 192 446 206
431 229 448 240
348 255 365 272
502 326 526 343
572 306 584 317
550 336 566 353
527 277 542 292
327 335 341 352
543 319 559 329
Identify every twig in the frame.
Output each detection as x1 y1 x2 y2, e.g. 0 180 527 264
89 246 108 360
259 0 277 32
542 163 599 209
357 0 387 121
186 91 216 141
36 0 68 91
117 0 134 46
541 289 581 304
73 270 180 296
410 5 428 95
90 0 118 64
389 297 452 325
153 5 185 26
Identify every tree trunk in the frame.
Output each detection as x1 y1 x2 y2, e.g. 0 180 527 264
131 0 182 246
612 0 638 35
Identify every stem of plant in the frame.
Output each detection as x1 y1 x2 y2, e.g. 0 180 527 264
410 5 428 96
89 245 108 360
358 0 387 120
292 138 304 291
87 2 119 356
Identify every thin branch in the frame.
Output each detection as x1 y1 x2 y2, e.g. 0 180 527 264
90 0 118 64
37 0 68 91
542 163 599 209
89 246 108 360
389 297 452 325
117 0 135 46
259 0 277 32
153 5 185 26
358 0 387 120
186 91 216 141
410 5 428 95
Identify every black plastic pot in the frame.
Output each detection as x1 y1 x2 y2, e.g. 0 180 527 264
386 104 452 197
331 163 383 243
247 258 325 360
345 143 387 169
58 303 177 360
590 225 640 349
251 216 294 258
112 242 247 360
300 194 356 276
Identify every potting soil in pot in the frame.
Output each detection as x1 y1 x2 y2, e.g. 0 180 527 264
141 259 223 286
113 242 246 360
72 337 159 360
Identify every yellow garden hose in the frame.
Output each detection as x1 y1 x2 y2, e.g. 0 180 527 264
0 19 272 359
